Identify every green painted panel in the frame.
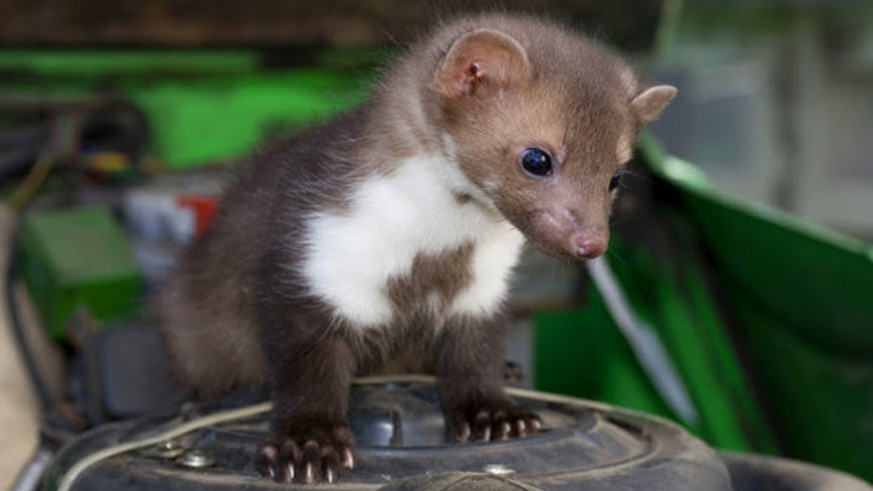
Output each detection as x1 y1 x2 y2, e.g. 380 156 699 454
0 50 369 168
129 71 366 166
19 206 143 339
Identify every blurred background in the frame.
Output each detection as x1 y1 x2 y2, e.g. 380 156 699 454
0 0 871 489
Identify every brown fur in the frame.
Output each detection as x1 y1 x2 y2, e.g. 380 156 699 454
386 245 475 315
421 16 649 257
156 13 675 484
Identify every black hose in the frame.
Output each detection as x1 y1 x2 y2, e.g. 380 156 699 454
0 146 43 180
0 120 50 181
5 218 54 413
0 124 48 150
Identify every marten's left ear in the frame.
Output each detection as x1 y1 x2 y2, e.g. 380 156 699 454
631 85 677 124
432 29 531 99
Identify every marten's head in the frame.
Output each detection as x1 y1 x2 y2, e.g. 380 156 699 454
427 15 675 258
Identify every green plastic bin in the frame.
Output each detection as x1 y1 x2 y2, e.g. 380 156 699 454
534 137 873 481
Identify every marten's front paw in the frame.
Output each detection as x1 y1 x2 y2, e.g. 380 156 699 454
256 425 354 484
448 400 541 443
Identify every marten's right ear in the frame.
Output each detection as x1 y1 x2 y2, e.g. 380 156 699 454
432 29 531 99
631 85 677 124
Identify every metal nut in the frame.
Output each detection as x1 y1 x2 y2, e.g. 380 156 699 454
147 440 187 459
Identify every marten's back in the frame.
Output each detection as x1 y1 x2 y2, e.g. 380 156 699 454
156 109 369 397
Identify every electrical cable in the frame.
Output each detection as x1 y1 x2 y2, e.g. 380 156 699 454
7 152 54 210
2 118 64 412
56 401 273 491
6 116 63 211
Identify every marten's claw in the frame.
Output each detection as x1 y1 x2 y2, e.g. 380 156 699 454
256 426 354 484
451 402 541 443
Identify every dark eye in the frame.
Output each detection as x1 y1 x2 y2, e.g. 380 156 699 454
609 170 624 191
520 148 553 177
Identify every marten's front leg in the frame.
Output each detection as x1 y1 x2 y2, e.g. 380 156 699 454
255 314 356 484
433 315 541 442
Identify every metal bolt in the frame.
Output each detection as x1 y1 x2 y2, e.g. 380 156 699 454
177 449 216 468
483 464 514 476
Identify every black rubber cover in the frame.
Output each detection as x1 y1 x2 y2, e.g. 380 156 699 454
43 380 870 490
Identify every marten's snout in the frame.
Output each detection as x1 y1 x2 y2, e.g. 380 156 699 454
523 207 609 259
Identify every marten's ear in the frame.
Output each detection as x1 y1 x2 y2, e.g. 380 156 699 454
432 29 531 99
631 85 677 124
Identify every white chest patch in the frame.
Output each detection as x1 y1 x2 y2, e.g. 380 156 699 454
300 154 525 329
